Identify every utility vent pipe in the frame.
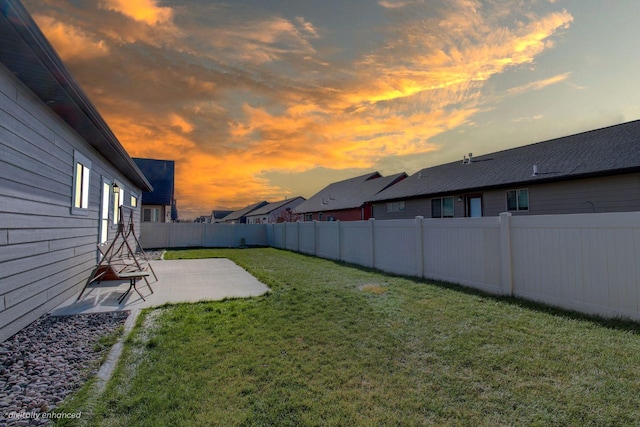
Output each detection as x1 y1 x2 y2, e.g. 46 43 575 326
532 165 538 176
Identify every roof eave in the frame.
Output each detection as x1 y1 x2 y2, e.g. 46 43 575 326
0 0 152 192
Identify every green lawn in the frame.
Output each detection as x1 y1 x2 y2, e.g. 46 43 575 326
63 248 640 426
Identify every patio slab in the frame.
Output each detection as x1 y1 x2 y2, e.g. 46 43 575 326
50 258 270 316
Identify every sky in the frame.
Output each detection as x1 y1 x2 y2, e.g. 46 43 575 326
22 0 640 219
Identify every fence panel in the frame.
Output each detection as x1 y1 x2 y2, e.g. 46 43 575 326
510 212 640 318
340 221 373 267
285 222 299 251
423 217 502 293
271 223 286 249
167 223 203 247
373 219 419 276
316 222 340 260
140 223 169 248
298 222 316 255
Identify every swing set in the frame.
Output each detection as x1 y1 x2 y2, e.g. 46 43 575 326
77 206 157 303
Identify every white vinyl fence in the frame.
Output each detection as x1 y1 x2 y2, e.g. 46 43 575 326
142 212 640 321
140 222 267 249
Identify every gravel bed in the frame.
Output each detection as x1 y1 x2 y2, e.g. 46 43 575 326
0 312 129 426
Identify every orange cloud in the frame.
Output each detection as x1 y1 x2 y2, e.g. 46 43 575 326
99 0 173 25
32 15 109 60
25 0 576 218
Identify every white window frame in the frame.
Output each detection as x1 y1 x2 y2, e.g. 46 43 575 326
506 188 529 212
71 151 92 215
113 179 124 224
431 197 454 218
99 177 111 244
130 192 139 208
386 201 405 213
143 207 161 223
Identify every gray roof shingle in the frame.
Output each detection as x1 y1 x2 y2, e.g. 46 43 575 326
370 120 640 202
295 172 407 214
248 197 306 216
223 201 269 221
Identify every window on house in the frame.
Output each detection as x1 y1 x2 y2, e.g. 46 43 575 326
143 208 160 222
431 197 454 218
113 182 123 224
72 151 91 215
304 214 313 221
318 213 323 221
507 189 529 211
130 194 138 208
100 180 110 244
386 201 405 212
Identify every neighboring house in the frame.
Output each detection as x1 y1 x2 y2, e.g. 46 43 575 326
246 197 306 224
212 210 233 223
370 120 640 220
132 158 177 223
221 201 269 224
0 0 152 341
295 172 407 221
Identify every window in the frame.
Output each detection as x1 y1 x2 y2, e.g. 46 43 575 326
507 189 529 211
304 214 313 221
143 208 160 222
113 181 123 224
100 179 110 244
72 151 91 215
431 197 454 218
130 194 138 208
318 213 323 221
386 201 405 213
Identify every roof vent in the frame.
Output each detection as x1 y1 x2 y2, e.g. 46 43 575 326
532 165 538 176
468 153 473 163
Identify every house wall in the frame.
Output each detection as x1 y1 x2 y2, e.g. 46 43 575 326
142 204 170 223
302 208 366 222
372 173 640 219
0 62 141 342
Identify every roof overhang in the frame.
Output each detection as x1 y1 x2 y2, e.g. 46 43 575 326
0 0 152 192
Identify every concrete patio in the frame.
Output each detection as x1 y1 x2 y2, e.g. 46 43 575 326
51 258 270 316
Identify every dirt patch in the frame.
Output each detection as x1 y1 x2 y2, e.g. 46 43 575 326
358 284 388 295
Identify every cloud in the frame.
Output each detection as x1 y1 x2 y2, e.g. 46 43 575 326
507 72 571 96
99 0 173 25
170 114 195 134
24 0 575 217
32 15 109 60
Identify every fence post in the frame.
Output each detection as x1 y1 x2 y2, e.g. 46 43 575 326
336 220 342 261
369 218 375 269
415 216 424 278
500 212 514 296
296 221 300 253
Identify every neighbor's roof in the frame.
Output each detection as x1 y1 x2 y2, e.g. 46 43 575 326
295 172 407 214
222 201 269 221
133 158 175 205
0 0 152 191
247 197 306 216
370 120 640 203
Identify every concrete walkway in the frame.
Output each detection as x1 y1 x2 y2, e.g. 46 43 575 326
51 258 270 316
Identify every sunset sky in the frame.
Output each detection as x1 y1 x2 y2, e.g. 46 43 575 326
23 0 640 218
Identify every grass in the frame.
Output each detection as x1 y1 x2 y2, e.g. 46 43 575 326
66 248 640 426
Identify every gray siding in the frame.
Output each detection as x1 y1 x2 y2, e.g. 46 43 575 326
0 62 142 342
483 174 640 216
372 173 640 220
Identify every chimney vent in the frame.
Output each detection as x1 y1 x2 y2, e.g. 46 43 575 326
532 165 538 176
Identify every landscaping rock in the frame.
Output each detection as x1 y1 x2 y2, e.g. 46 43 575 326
0 312 128 426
